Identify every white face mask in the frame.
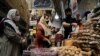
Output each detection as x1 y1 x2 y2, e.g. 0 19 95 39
15 16 20 21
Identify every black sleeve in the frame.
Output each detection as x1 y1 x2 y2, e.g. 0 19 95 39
62 18 67 22
72 18 77 23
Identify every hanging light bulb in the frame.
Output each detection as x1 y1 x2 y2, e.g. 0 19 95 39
97 0 100 6
55 13 59 19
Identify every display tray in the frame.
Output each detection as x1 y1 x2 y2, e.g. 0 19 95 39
23 50 31 56
23 48 58 56
23 47 91 56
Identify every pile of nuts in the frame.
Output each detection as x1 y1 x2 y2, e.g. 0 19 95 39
58 46 91 56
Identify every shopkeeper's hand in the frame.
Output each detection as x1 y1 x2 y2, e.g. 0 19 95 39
22 39 26 43
43 38 51 44
63 22 70 27
71 23 77 27
21 38 27 44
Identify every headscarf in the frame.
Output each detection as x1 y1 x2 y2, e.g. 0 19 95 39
7 9 17 20
38 15 51 36
4 9 21 34
39 15 49 27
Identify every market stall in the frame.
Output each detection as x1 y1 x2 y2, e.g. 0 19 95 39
23 6 100 56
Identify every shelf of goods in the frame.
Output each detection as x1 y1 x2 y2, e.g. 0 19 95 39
71 16 100 56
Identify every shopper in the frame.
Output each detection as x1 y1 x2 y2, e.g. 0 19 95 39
76 14 81 25
82 11 91 23
75 13 83 32
55 31 64 47
0 9 26 56
35 14 51 48
50 27 56 46
71 13 82 34
62 8 77 39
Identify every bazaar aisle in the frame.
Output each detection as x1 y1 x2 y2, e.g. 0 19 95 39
0 0 100 56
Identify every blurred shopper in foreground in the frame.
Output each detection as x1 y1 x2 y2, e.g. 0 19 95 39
63 8 77 39
0 9 26 56
35 14 51 48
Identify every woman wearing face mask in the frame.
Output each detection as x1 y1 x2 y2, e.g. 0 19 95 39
0 9 26 56
35 14 51 48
